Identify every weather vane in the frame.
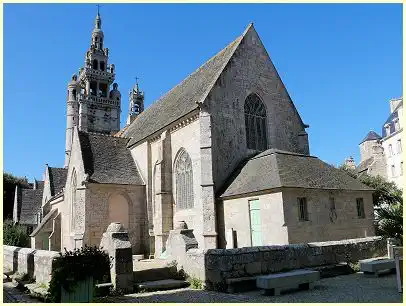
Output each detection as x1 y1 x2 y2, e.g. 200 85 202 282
96 4 101 15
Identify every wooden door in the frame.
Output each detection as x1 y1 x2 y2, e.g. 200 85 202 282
249 199 262 246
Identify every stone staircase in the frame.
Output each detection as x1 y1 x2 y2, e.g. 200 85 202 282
133 259 189 291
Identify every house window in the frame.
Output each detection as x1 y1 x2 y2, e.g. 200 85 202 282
391 165 396 177
356 198 365 218
329 197 337 222
397 139 402 154
389 144 393 156
297 197 308 221
175 148 194 210
329 197 335 210
244 93 267 151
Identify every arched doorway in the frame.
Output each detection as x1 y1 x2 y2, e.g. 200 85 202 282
108 193 130 229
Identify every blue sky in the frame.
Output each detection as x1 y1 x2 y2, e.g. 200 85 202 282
4 3 403 180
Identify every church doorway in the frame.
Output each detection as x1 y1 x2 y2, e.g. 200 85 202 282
108 193 130 229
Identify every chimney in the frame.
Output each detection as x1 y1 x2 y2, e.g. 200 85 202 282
390 97 403 113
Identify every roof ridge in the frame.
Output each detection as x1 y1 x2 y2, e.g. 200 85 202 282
250 149 315 161
131 30 245 124
198 24 253 104
81 130 130 140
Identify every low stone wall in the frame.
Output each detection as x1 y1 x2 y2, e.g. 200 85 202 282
33 250 60 284
3 245 60 285
178 236 386 291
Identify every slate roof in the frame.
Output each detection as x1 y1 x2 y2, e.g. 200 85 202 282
359 131 381 144
30 208 58 236
356 157 374 174
220 149 373 198
121 27 246 147
78 131 144 185
19 182 44 225
48 167 68 196
382 100 403 138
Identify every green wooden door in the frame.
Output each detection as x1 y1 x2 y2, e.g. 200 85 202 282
249 200 262 246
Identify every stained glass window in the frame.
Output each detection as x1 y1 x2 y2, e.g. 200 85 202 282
244 94 267 151
175 149 194 210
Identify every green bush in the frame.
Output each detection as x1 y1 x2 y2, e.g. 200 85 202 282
3 219 30 247
47 245 112 302
188 276 204 289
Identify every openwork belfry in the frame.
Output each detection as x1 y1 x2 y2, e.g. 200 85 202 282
245 93 267 151
175 149 194 210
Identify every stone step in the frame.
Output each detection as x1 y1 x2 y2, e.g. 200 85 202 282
136 279 189 291
133 266 179 282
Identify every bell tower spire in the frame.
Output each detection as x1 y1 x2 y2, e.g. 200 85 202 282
64 9 121 167
127 78 145 125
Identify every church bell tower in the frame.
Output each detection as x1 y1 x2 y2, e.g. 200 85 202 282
65 10 122 167
127 80 144 125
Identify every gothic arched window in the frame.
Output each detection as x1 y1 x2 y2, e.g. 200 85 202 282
175 148 194 210
244 93 268 151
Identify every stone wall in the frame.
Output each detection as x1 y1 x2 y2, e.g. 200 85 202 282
3 245 60 285
209 25 309 192
177 236 386 291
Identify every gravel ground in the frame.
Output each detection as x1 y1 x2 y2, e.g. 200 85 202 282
96 273 402 303
3 281 40 303
4 272 402 303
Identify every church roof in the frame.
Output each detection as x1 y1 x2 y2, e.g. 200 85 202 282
19 182 44 225
360 131 381 144
219 149 373 198
48 167 68 196
356 156 374 174
122 25 250 147
78 131 144 185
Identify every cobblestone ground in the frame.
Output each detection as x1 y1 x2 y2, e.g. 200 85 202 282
3 273 402 303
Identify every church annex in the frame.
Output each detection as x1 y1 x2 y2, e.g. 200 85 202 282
13 13 375 256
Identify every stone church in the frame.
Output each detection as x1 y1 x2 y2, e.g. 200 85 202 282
345 97 403 189
14 13 375 256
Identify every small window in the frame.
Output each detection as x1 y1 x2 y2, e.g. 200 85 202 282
389 144 393 156
92 59 98 70
329 197 335 210
395 120 400 131
397 139 402 154
297 197 308 221
391 165 396 177
100 61 105 71
356 198 365 218
400 162 403 176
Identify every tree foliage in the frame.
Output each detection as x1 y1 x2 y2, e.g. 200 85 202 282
3 219 30 247
339 165 403 243
3 172 30 220
47 245 112 302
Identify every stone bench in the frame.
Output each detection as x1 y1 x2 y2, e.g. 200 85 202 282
256 269 320 296
359 258 396 276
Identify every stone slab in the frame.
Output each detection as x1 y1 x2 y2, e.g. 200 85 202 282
133 254 145 261
137 279 189 290
359 258 396 273
256 269 320 290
